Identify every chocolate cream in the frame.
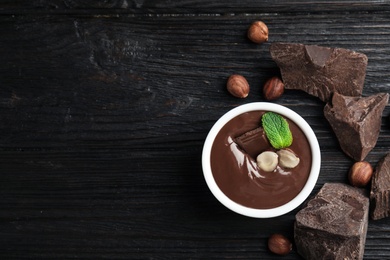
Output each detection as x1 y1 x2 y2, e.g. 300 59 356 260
210 110 312 209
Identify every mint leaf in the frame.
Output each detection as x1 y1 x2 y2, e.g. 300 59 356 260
262 112 293 149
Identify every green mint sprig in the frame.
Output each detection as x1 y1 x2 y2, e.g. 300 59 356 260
262 112 293 149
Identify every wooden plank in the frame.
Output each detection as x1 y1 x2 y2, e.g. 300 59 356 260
1 0 390 14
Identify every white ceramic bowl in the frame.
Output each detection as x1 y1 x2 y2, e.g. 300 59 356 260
202 102 321 218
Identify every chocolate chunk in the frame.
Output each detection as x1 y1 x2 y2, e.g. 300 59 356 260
305 45 333 68
295 183 369 260
370 153 390 220
270 43 368 102
235 127 269 159
324 92 389 161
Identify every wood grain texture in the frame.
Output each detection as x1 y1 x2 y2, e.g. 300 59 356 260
1 0 390 13
1 1 390 259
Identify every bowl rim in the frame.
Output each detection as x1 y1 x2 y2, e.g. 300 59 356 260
201 102 321 218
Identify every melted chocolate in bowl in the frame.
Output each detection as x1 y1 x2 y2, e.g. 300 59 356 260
210 110 312 209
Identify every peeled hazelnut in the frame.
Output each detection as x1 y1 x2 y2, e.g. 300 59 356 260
227 74 250 98
256 151 278 172
268 233 292 255
247 21 269 44
263 77 284 100
348 161 373 187
277 149 300 169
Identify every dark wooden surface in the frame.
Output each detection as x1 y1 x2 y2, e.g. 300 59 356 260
1 1 390 259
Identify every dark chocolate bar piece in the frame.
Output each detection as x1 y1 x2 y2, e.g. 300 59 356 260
370 153 390 220
235 127 269 159
324 92 389 161
295 183 369 260
270 43 368 102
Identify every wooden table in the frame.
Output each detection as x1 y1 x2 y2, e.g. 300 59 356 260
1 1 390 259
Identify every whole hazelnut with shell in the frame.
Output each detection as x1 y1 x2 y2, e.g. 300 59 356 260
348 161 373 187
263 76 284 100
227 74 250 98
268 233 292 255
247 21 269 44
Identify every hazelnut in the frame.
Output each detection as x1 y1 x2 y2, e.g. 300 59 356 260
263 77 284 100
268 233 292 255
256 151 278 172
348 161 373 187
227 74 250 98
247 21 269 44
277 149 300 168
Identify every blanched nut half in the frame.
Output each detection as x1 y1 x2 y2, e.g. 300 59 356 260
256 151 278 172
277 149 300 168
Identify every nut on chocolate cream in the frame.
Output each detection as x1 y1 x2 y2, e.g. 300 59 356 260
270 42 367 102
210 111 312 209
295 183 369 260
370 153 390 220
324 92 389 161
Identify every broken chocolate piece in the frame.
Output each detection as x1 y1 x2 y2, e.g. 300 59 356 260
270 43 368 102
324 92 389 161
235 127 269 159
295 183 369 260
370 153 390 220
305 45 333 68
